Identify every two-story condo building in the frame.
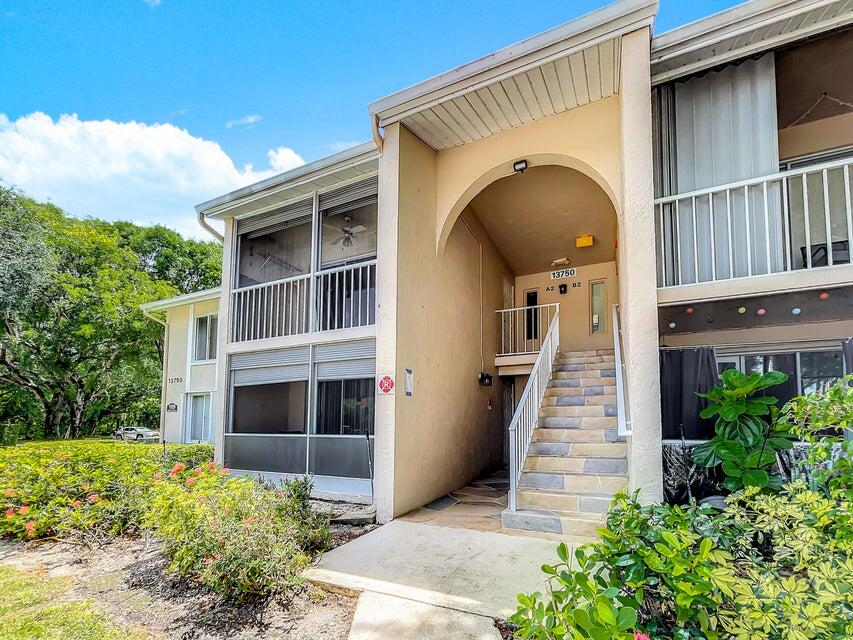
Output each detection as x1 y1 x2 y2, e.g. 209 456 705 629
142 0 853 534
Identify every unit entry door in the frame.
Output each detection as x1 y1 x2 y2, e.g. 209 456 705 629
188 394 212 443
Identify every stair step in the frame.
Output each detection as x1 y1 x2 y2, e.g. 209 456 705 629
527 442 626 457
525 456 627 475
544 385 616 397
516 489 616 514
539 416 618 430
555 355 615 365
519 470 628 493
558 349 614 358
532 427 621 443
553 361 616 373
540 405 617 418
501 508 604 537
553 369 617 380
542 394 617 407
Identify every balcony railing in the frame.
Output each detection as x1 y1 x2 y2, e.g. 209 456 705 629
496 303 559 357
229 260 376 343
654 157 852 288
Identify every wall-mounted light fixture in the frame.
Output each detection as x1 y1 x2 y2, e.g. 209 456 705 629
513 159 528 174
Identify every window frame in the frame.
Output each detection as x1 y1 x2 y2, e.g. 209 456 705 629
186 392 213 443
314 376 376 437
193 314 218 363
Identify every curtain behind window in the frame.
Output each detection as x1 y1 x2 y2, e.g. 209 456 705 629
660 348 719 440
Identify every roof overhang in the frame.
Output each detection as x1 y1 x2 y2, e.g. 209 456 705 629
140 288 222 312
197 141 378 221
651 0 853 85
369 0 658 151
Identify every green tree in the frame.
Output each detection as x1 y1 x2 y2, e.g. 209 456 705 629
0 187 212 439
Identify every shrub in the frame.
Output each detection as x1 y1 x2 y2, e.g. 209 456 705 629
143 462 329 599
511 483 853 640
692 368 796 492
0 439 213 540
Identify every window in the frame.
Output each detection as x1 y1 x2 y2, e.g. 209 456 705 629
320 200 377 269
800 351 844 394
231 381 308 434
237 221 311 288
188 394 212 442
194 315 218 362
316 378 374 436
590 281 606 335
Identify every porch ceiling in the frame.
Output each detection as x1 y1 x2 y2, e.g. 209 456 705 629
369 0 657 152
651 0 853 85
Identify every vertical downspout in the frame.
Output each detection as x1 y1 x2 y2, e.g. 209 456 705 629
143 309 169 440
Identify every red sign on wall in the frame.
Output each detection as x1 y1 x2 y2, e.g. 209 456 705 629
377 375 395 395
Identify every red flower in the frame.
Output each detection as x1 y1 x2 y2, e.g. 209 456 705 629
4 488 14 497
206 461 217 472
153 471 163 480
86 493 99 502
24 521 36 537
193 466 203 475
634 633 651 640
18 505 30 515
70 499 82 508
203 556 214 565
185 477 197 487
4 507 14 518
168 462 186 478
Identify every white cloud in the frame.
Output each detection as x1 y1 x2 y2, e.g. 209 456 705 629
328 140 361 154
225 114 261 128
0 112 305 239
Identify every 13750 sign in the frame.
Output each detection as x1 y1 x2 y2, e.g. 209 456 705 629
550 268 577 280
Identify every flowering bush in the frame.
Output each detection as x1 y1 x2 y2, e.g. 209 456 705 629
0 440 212 540
143 462 329 599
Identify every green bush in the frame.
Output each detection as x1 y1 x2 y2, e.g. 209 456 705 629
143 462 329 599
0 439 212 540
511 484 852 640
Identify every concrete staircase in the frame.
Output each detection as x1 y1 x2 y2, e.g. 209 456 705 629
501 349 627 538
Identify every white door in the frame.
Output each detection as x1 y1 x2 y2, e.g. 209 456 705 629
188 394 211 443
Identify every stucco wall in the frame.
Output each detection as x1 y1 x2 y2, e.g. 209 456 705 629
514 261 619 352
391 125 512 517
161 297 219 444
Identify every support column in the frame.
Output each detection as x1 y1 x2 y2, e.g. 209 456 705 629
374 123 401 522
213 217 235 465
618 27 663 502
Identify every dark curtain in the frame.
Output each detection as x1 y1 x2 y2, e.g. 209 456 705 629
660 348 719 440
843 338 853 376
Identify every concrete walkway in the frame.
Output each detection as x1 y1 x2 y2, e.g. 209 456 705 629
305 519 570 621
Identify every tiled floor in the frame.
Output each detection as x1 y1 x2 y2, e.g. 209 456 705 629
399 468 510 533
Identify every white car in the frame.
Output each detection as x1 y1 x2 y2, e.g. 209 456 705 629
114 427 160 442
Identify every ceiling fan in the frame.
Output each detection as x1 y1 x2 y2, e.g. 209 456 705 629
325 215 367 248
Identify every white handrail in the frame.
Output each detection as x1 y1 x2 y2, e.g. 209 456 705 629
507 306 560 512
654 156 853 287
612 303 631 437
496 303 559 357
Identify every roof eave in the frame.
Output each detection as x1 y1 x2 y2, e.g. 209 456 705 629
140 288 222 312
368 0 658 127
196 141 378 219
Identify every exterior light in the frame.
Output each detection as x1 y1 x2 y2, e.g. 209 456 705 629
792 307 802 315
513 159 528 174
668 322 676 329
575 234 594 248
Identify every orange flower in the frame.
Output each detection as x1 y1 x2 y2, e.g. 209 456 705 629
17 505 30 515
193 466 203 475
241 517 256 525
220 468 229 476
70 499 82 508
206 461 217 472
24 521 36 537
168 462 186 478
185 477 197 487
153 471 163 480
86 493 99 502
203 556 214 565
4 488 14 497
4 507 14 518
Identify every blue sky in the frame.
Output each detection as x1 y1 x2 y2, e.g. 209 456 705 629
0 0 741 237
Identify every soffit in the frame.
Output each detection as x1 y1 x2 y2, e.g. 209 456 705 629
651 0 853 85
369 0 658 151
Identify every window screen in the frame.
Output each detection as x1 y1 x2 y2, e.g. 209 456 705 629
232 381 308 434
320 201 377 269
238 221 311 288
800 350 844 394
316 378 374 435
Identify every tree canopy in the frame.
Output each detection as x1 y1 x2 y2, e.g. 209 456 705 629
0 186 221 441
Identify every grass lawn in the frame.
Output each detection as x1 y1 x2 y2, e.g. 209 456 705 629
0 563 147 640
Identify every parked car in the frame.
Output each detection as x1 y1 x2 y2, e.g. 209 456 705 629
114 427 160 442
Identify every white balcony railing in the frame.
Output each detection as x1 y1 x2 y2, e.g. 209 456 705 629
496 303 559 357
229 260 376 343
507 306 560 511
654 157 852 288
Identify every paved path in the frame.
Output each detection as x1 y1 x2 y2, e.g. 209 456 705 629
305 519 577 637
